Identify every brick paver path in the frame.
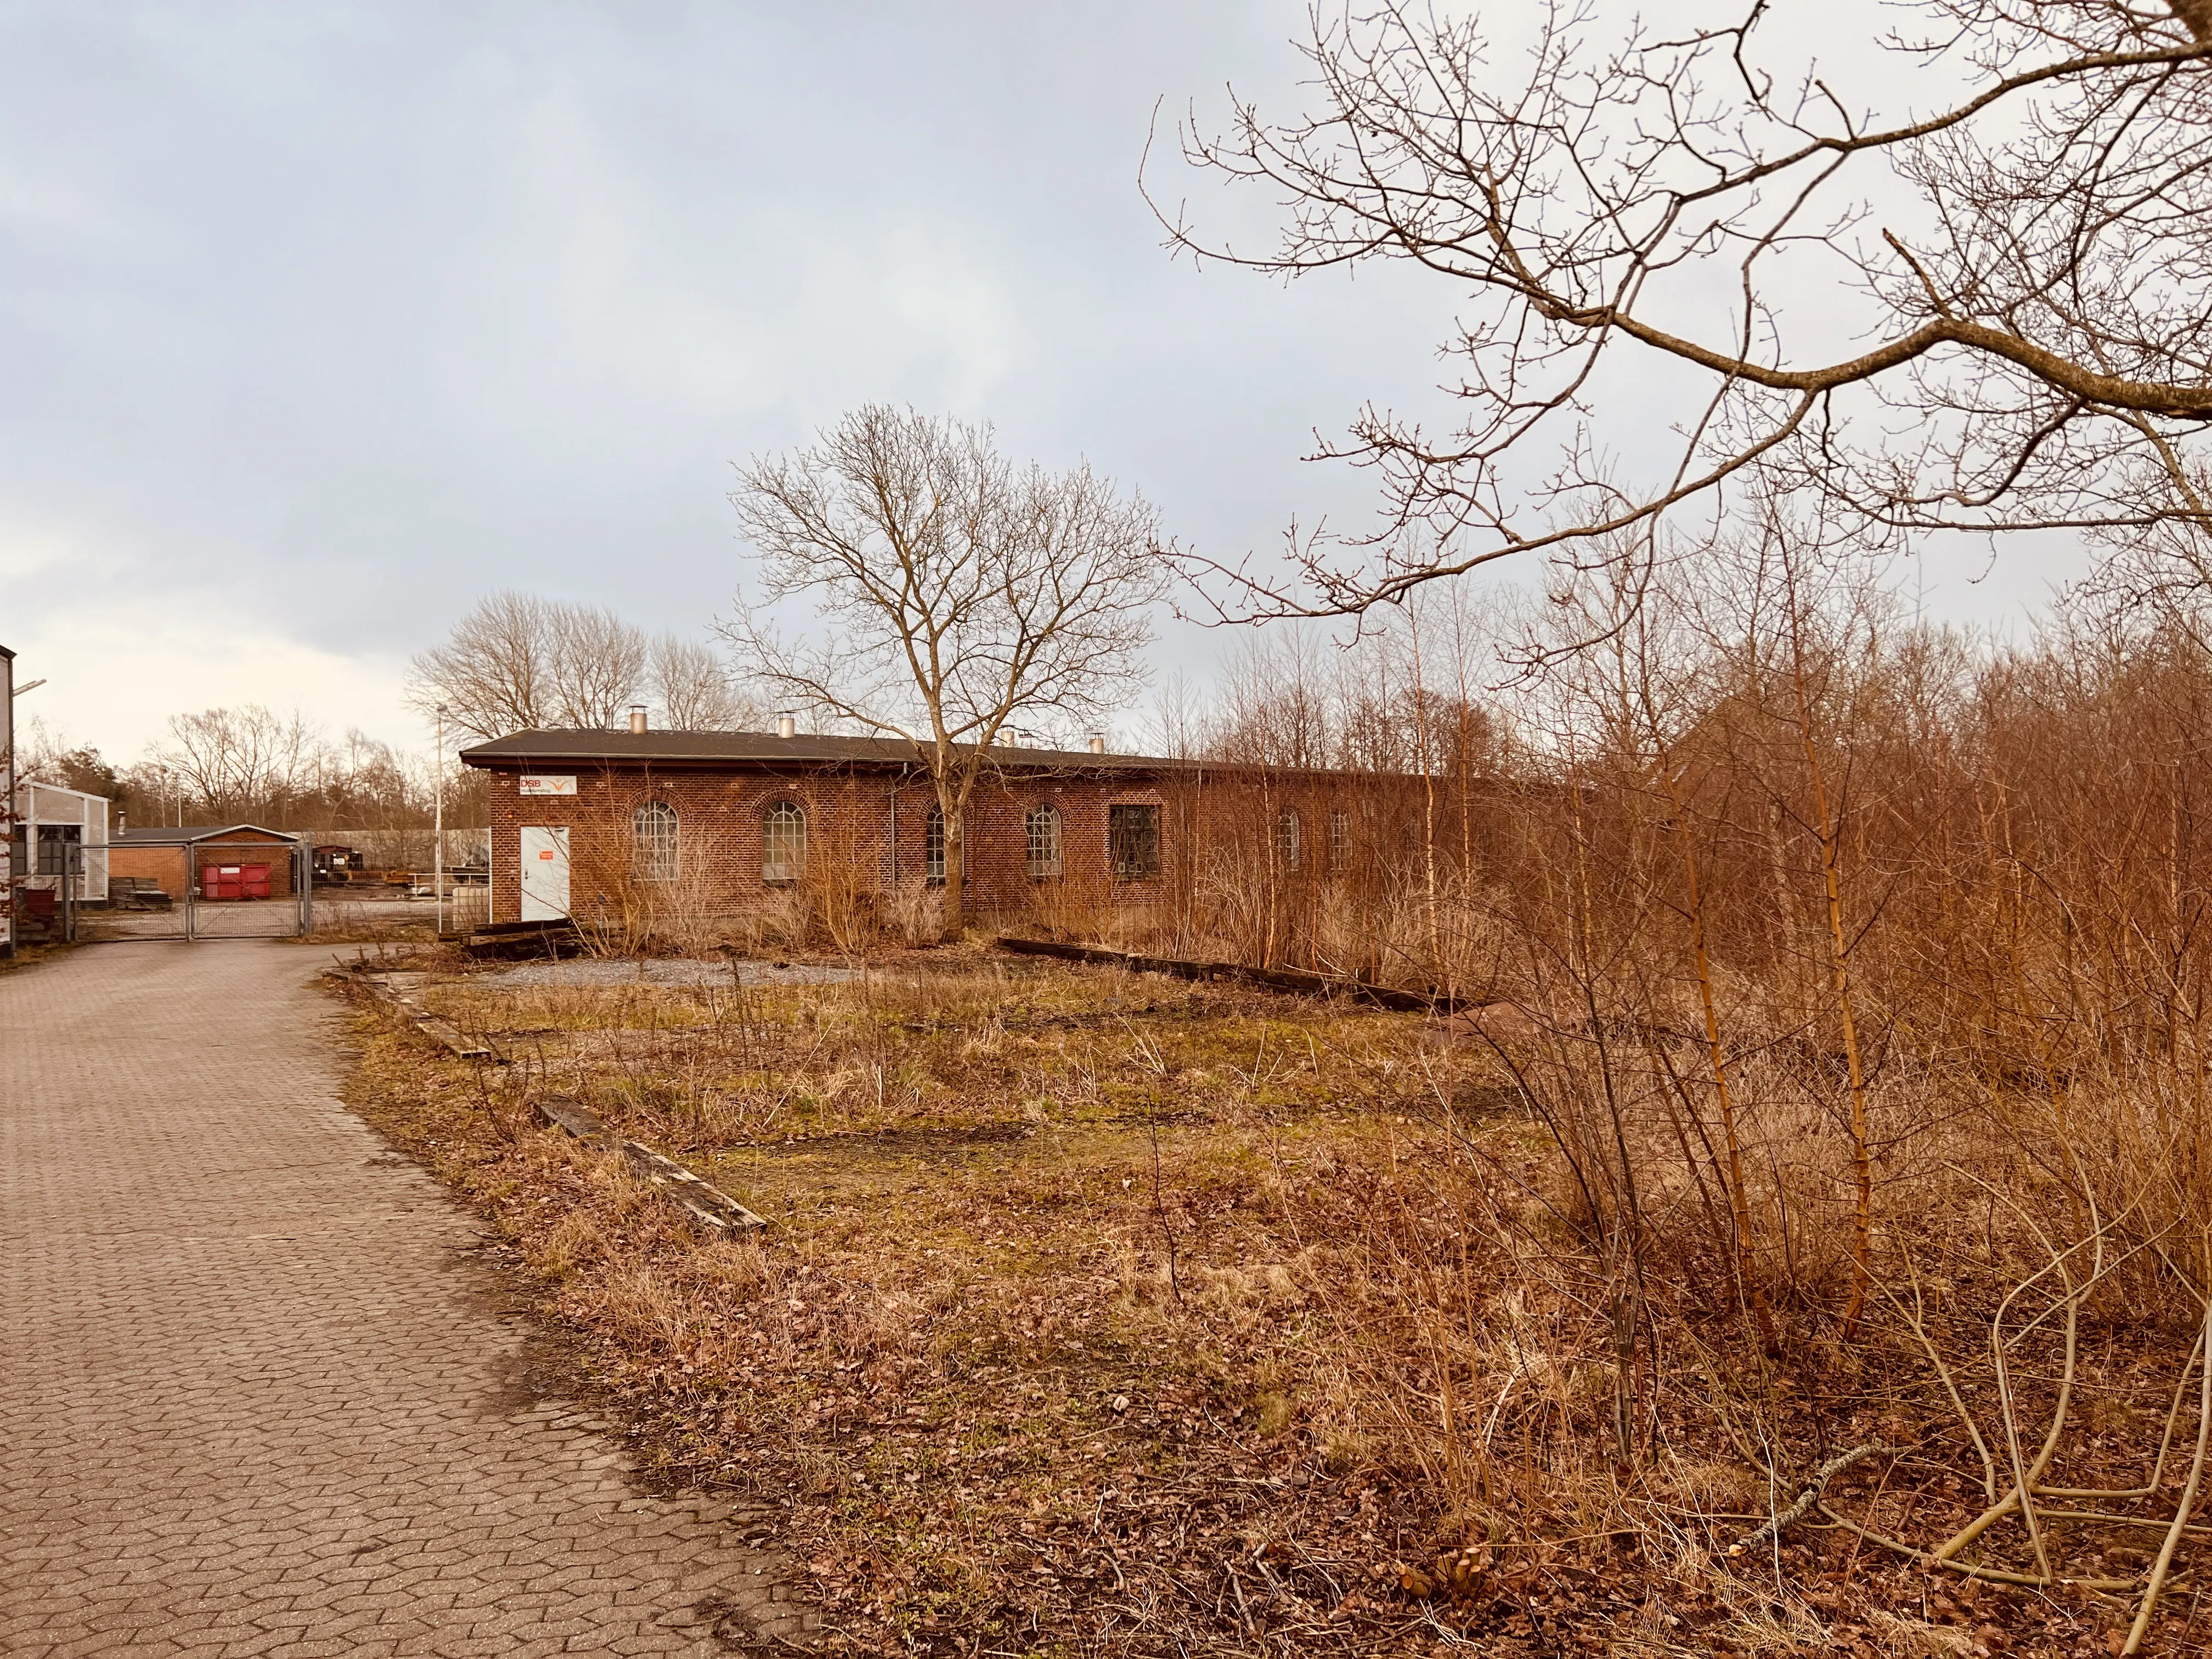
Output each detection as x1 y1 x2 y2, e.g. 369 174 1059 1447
0 943 810 1656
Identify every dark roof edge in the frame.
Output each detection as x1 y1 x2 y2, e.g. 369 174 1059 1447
462 749 1466 789
458 729 1156 770
454 729 1498 788
462 752 1162 772
113 823 301 844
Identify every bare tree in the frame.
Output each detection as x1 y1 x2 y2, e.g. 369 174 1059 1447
547 605 648 729
724 404 1169 936
12 711 453 833
409 592 648 738
407 592 556 740
156 706 320 823
1161 0 2212 616
650 634 760 730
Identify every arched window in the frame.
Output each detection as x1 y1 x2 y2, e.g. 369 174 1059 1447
1025 804 1063 879
1273 810 1301 871
1109 803 1161 878
925 805 947 885
632 801 679 883
762 800 806 883
1328 809 1352 871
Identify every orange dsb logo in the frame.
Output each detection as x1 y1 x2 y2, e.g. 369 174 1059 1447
538 850 555 860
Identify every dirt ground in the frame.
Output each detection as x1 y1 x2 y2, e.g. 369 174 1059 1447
331 943 2200 1658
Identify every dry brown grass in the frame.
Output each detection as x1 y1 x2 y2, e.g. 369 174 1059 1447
312 565 2212 1655
1052 554 2212 1655
299 900 440 946
330 943 2202 1657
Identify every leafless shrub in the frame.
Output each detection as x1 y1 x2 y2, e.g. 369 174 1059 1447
1116 517 2212 1638
877 878 943 946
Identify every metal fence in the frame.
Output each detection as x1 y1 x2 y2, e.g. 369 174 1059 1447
79 839 312 943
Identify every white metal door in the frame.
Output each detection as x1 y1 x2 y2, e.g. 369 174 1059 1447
519 826 570 921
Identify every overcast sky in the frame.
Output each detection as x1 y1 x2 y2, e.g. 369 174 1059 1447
0 1 2086 763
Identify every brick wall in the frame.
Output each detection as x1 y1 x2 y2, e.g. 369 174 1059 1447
108 846 189 900
475 754 1489 956
483 763 1179 929
109 836 300 901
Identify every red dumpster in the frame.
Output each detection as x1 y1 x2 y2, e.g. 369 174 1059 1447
199 864 272 901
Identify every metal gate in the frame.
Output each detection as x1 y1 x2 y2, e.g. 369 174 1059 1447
78 838 312 943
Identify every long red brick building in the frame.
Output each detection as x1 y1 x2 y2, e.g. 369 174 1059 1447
461 725 1464 961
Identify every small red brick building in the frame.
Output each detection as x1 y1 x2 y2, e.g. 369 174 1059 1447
460 728 1444 951
109 825 302 901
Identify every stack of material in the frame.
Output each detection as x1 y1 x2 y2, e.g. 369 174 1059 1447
456 917 585 960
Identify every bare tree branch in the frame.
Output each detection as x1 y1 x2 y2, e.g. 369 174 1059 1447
1158 0 2212 617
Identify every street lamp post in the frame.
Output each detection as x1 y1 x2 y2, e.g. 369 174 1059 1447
434 705 446 939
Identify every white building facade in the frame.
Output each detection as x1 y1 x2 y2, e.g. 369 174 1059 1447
13 780 110 904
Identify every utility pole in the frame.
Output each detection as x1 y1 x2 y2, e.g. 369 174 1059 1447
2 643 14 960
433 705 447 939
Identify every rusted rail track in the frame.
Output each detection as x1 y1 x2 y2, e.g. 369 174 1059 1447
994 935 1472 1013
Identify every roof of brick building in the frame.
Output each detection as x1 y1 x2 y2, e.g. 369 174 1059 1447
458 729 1160 772
112 824 298 844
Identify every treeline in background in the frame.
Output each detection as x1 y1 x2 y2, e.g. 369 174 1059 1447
14 593 766 836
